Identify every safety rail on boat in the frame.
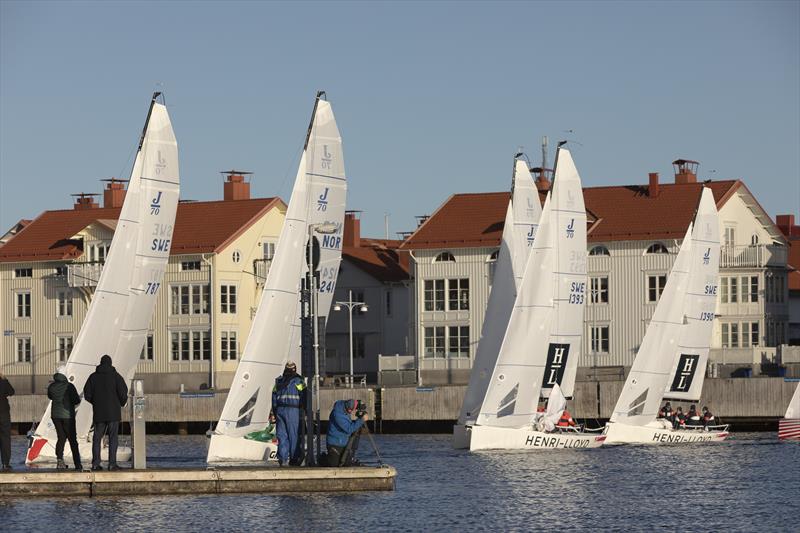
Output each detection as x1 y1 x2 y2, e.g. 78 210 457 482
677 424 730 432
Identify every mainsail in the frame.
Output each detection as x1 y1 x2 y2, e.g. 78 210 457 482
457 157 540 424
476 148 586 428
208 93 346 460
28 94 179 461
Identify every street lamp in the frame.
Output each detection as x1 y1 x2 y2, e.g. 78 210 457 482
334 289 368 388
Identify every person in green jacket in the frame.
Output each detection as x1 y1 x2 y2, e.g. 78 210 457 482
47 366 82 470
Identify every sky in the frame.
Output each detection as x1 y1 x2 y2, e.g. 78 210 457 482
1 1 798 238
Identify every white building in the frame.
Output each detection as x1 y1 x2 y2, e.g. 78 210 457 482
400 160 790 384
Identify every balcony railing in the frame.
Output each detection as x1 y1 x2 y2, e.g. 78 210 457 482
719 244 787 269
253 259 272 285
67 262 104 288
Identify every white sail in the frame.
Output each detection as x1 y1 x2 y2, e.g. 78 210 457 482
457 158 540 425
785 382 800 419
28 96 179 462
663 188 719 401
544 383 567 429
208 95 346 461
476 148 586 428
609 225 693 427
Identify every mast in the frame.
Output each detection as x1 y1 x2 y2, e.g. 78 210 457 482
304 90 326 150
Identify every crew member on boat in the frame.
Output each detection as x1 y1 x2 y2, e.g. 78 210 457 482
702 406 717 427
269 361 306 466
673 406 686 429
658 402 673 422
556 409 577 429
685 405 702 428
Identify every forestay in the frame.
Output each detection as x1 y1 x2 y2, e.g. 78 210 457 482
457 158 540 425
476 148 586 428
663 188 719 401
209 96 346 455
31 96 179 455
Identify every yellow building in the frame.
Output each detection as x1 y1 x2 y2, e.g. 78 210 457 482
0 174 285 393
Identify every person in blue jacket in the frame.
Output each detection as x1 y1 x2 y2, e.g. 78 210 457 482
269 361 306 466
326 399 368 467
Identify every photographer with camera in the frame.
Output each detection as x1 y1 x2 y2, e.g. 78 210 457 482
325 399 368 467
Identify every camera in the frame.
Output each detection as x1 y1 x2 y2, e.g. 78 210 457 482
355 400 367 418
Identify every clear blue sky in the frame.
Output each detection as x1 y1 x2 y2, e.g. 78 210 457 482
1 1 798 238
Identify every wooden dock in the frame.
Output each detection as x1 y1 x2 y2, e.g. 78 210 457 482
0 465 397 497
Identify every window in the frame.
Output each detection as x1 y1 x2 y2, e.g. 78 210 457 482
16 337 32 362
57 336 73 362
170 284 210 315
220 284 237 314
741 322 761 348
750 322 760 346
590 326 610 353
16 291 31 318
54 266 68 277
647 275 667 302
589 245 610 256
385 290 392 317
590 276 609 304
232 250 242 264
723 321 759 348
14 268 32 278
751 234 759 245
721 323 730 347
171 330 210 361
263 241 276 260
423 326 446 358
724 227 735 247
721 322 741 348
730 323 739 347
767 274 786 303
57 290 73 317
424 280 445 311
487 250 499 282
88 243 109 263
355 291 367 316
140 334 154 360
741 276 758 303
180 260 201 271
448 278 469 310
354 334 366 358
433 251 455 263
645 243 668 254
447 326 470 357
725 276 738 303
221 331 238 361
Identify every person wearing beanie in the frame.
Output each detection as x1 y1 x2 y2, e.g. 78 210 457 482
47 365 82 470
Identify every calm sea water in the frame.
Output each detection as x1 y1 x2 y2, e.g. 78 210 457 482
1 432 798 532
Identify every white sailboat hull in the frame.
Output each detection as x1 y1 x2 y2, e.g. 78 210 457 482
27 438 131 465
207 433 277 463
452 424 471 449
469 425 606 451
604 422 729 445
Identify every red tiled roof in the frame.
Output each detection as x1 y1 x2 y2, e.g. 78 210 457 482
0 198 283 263
344 238 410 283
401 180 743 250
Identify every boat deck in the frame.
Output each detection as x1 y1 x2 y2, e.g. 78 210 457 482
0 465 397 497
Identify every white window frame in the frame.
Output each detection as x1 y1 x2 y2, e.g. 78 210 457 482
171 329 211 361
220 284 238 314
170 284 210 316
57 289 73 317
57 335 74 362
424 279 445 312
221 330 238 361
15 290 31 318
14 267 33 278
447 325 470 358
447 278 469 311
423 326 446 358
140 333 154 361
590 325 610 353
590 276 609 304
180 260 201 271
16 336 32 362
647 274 667 303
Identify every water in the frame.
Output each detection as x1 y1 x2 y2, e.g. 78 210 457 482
1 433 798 532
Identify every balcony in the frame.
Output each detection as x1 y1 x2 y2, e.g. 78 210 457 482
67 262 104 288
253 259 272 286
719 244 787 269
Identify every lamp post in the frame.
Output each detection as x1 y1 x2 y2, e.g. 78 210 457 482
333 289 368 388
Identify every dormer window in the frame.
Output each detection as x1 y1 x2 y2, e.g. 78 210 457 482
589 245 610 256
434 251 455 263
86 242 110 263
645 243 668 255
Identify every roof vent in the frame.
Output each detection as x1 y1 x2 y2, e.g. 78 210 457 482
71 193 100 210
673 159 699 184
101 178 128 208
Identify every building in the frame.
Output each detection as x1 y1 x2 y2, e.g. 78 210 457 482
400 160 790 384
323 212 411 384
0 173 286 393
776 213 800 345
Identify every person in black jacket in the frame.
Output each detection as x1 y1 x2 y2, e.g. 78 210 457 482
0 372 14 470
47 366 82 470
83 355 128 471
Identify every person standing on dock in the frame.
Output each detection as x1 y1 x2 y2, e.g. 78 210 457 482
48 366 82 470
83 355 128 471
0 372 14 470
269 361 306 467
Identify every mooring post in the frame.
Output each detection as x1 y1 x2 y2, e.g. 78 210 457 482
131 379 146 469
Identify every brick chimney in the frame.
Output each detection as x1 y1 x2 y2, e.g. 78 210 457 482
673 159 699 184
776 214 798 238
222 170 252 201
532 167 551 191
102 178 127 208
72 193 99 210
648 172 660 197
344 211 361 248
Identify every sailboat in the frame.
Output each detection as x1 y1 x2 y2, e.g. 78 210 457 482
27 93 180 464
605 187 728 445
469 147 604 451
453 155 541 449
207 91 346 463
778 381 800 441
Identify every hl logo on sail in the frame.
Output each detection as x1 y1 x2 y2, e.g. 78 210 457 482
321 145 333 170
542 343 570 388
566 219 575 238
317 188 329 211
150 191 162 215
670 354 700 392
703 248 711 265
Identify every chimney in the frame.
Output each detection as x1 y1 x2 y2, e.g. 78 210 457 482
102 178 127 208
532 167 551 191
776 214 795 228
222 170 252 201
673 159 699 184
72 193 99 210
648 172 660 197
344 211 361 248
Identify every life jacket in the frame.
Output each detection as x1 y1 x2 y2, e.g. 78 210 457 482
703 413 716 424
273 375 305 408
557 410 576 427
